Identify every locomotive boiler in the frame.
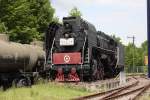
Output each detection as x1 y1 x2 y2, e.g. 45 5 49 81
45 17 124 81
0 34 45 88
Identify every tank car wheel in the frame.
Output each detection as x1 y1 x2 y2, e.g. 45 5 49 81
15 78 31 88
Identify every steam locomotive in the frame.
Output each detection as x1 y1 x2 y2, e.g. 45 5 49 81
45 17 124 81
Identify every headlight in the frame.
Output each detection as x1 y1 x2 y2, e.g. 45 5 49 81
64 34 69 38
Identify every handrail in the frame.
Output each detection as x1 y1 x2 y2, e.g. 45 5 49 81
80 31 87 81
80 36 86 81
115 47 119 68
44 38 55 70
50 38 55 67
82 37 87 64
97 46 116 53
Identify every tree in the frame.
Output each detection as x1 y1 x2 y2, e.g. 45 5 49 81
0 22 7 33
141 40 148 55
69 7 82 17
52 16 60 23
0 0 55 43
125 40 148 73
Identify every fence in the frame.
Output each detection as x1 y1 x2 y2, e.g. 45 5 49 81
125 66 148 74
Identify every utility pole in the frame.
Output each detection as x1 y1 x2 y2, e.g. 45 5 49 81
127 36 135 73
147 0 150 78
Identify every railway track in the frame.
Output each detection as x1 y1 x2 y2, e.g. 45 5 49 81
73 76 150 100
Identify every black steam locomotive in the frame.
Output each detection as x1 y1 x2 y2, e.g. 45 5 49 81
45 17 124 81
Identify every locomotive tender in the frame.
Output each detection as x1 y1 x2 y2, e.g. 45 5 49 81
45 17 124 81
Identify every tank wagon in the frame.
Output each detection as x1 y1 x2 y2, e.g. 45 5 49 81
45 17 124 81
0 37 45 89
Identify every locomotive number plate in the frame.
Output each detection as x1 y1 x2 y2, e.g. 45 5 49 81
60 38 74 46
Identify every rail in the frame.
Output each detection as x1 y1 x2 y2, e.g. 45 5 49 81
73 76 150 100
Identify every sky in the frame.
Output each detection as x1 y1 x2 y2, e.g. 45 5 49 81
51 0 147 47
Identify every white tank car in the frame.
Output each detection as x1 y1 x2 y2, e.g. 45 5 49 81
0 34 45 72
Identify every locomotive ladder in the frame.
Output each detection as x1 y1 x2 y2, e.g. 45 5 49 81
84 47 89 64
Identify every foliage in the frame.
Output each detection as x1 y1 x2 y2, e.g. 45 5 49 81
52 16 60 23
125 40 148 73
69 7 82 17
111 34 122 44
141 41 148 55
0 22 7 33
0 0 55 43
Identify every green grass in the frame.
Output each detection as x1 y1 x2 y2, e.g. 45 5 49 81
0 82 90 100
